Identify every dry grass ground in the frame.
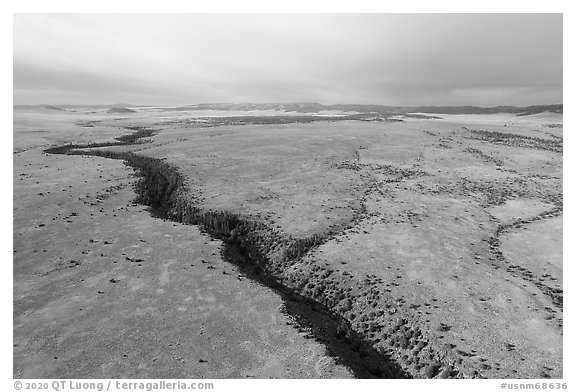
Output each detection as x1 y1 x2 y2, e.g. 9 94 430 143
13 107 562 378
13 115 352 379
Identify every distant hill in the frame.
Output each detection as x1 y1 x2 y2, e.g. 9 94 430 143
401 113 442 120
107 107 136 114
514 105 563 116
43 105 65 111
13 105 67 111
398 104 563 116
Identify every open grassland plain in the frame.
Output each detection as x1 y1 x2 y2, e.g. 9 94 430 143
13 106 562 379
13 111 354 379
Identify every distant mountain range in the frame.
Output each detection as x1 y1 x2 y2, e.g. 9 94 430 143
14 103 562 116
173 102 563 116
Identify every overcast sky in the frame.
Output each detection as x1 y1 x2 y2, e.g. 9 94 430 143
13 14 562 106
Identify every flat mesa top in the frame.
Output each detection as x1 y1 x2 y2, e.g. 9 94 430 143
13 105 563 379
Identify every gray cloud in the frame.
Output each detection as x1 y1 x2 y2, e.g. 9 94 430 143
13 14 562 106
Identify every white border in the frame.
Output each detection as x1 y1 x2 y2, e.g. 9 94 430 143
3 3 572 392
